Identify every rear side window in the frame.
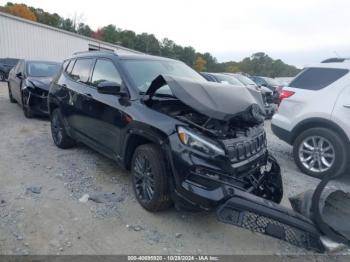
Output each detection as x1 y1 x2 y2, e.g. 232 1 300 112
289 68 348 90
70 58 95 84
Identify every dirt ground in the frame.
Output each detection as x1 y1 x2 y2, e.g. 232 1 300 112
0 82 348 256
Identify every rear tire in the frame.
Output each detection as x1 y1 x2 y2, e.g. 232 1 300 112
8 85 16 103
131 144 172 212
293 127 348 178
50 108 75 149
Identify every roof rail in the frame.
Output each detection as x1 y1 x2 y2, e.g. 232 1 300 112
73 50 115 55
321 57 350 63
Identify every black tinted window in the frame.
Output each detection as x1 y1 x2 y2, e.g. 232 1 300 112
70 59 94 84
3 59 19 66
289 68 348 90
91 59 122 86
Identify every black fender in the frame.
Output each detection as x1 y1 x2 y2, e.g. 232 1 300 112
121 122 173 169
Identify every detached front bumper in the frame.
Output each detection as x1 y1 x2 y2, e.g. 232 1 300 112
217 189 325 252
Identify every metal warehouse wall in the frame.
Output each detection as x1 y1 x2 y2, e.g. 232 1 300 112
0 12 138 62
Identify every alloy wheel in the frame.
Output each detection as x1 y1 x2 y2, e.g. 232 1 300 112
298 136 335 173
133 154 155 203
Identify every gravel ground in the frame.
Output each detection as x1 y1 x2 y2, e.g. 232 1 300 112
0 82 348 257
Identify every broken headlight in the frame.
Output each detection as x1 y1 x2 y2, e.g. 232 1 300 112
177 126 225 156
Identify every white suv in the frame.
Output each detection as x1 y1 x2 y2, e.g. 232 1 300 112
272 58 350 178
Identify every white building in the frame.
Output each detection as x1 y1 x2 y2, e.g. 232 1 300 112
0 12 140 62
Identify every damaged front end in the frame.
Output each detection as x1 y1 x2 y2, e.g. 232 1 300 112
143 75 349 253
144 75 283 207
22 77 51 115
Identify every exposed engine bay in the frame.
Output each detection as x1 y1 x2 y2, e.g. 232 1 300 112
149 99 263 139
144 75 282 204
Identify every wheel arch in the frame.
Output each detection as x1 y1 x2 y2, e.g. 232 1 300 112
291 118 350 146
122 126 170 170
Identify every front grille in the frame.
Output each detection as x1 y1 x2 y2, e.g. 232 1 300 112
221 128 267 163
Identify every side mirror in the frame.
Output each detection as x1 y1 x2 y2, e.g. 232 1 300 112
97 81 122 95
16 72 23 79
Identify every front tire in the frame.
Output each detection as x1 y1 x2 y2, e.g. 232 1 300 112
50 108 75 149
131 144 172 212
293 127 348 178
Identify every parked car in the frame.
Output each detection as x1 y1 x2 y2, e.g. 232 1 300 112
250 76 281 103
224 73 277 118
48 51 329 252
49 51 282 211
200 72 245 86
274 77 294 86
0 58 19 81
7 60 60 118
272 59 350 178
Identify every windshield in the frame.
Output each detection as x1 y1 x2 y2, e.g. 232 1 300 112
213 74 245 86
262 77 279 86
233 74 257 86
121 59 205 93
27 62 60 77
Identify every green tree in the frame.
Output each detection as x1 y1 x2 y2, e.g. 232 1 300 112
77 23 93 37
118 30 136 49
61 18 76 32
31 8 61 27
160 38 176 58
135 33 161 55
101 24 119 44
179 46 196 66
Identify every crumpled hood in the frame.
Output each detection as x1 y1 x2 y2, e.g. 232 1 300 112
27 77 53 91
146 75 265 122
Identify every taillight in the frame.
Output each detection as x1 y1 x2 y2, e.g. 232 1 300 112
278 90 295 106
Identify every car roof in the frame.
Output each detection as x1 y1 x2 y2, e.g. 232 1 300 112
71 50 178 62
304 61 350 70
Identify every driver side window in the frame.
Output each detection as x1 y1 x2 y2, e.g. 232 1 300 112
91 59 122 87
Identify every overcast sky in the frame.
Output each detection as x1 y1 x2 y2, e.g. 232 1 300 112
2 0 350 67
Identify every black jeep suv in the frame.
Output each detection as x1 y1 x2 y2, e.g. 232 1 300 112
49 51 282 211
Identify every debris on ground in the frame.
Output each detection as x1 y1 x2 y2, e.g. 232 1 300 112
175 233 182 238
88 192 124 203
26 186 42 194
126 224 144 232
79 194 89 203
